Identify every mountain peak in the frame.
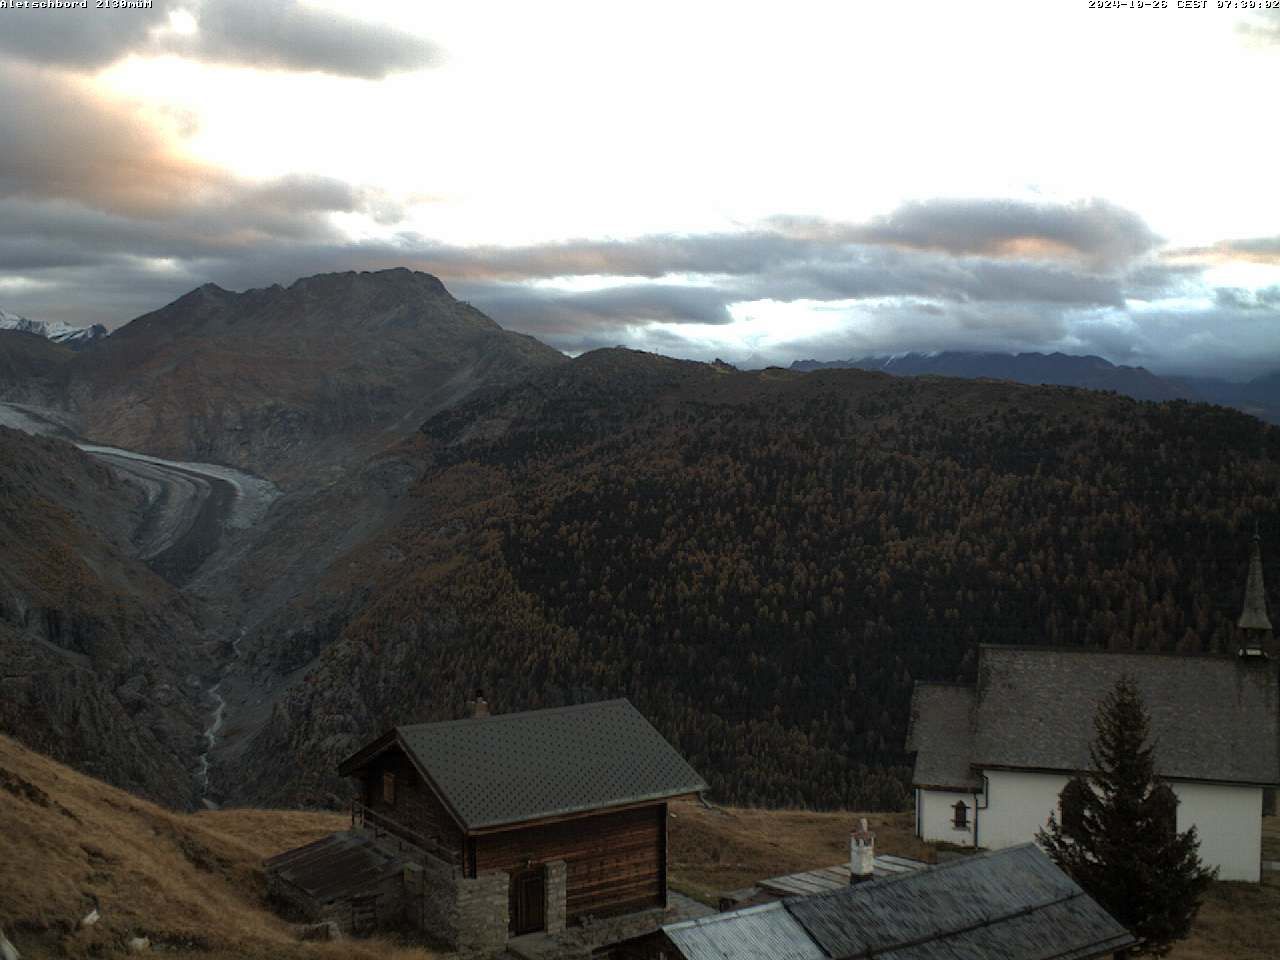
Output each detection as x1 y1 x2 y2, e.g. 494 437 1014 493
0 308 109 350
285 267 450 297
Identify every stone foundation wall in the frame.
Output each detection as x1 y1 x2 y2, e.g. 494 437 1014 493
406 857 508 953
545 860 567 935
456 871 510 953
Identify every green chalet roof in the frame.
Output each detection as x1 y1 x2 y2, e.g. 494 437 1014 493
338 699 707 832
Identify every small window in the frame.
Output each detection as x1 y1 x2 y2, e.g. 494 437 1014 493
952 800 969 829
383 771 396 806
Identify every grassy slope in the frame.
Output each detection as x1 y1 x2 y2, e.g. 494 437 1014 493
0 735 432 960
2 734 1274 958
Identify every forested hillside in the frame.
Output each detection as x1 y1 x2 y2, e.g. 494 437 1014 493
240 351 1279 811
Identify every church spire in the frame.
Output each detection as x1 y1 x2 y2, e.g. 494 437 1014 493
1239 530 1272 635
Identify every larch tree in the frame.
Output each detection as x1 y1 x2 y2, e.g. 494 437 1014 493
1036 675 1215 956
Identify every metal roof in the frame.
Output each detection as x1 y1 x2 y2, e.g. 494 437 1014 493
972 645 1280 784
757 855 928 898
348 699 708 831
783 844 1134 960
906 683 979 791
664 902 826 960
263 831 403 905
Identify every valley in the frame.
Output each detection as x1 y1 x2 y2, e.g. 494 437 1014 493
0 400 282 584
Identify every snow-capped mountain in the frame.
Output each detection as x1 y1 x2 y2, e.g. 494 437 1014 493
0 308 109 349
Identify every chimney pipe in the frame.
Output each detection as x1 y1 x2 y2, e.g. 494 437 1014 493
850 817 875 884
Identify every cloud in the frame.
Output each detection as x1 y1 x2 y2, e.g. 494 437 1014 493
1215 286 1280 311
0 85 1271 383
0 64 212 217
771 198 1161 270
1165 235 1280 267
0 62 387 253
1238 11 1280 47
457 283 741 336
0 0 438 78
164 0 439 79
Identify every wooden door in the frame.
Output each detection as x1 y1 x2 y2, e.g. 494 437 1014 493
509 867 545 935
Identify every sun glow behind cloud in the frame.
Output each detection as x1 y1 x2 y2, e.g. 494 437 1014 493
91 0 1278 248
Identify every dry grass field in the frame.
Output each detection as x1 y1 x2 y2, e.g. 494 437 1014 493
3 734 1277 959
1165 817 1280 960
665 797 932 903
0 735 435 959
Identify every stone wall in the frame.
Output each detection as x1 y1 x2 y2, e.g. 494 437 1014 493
456 871 510 953
545 860 567 935
406 856 508 953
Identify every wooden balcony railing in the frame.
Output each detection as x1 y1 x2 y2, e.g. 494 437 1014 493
351 799 460 869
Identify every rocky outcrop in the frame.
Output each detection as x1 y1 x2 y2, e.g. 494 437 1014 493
0 428 205 807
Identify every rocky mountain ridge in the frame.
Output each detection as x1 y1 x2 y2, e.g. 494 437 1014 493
0 307 108 349
4 269 568 485
791 350 1280 422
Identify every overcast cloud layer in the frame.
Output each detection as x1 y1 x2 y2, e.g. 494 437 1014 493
0 0 437 77
0 3 1276 380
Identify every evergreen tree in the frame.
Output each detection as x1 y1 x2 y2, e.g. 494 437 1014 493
1036 676 1215 956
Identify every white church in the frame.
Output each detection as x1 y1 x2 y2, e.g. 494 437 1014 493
907 534 1278 883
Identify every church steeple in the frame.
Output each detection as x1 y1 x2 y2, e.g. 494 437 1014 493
1238 531 1272 656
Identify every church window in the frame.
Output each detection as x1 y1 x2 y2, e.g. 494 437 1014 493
952 800 969 828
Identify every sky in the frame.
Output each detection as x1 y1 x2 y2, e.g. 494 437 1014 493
1 1 1278 377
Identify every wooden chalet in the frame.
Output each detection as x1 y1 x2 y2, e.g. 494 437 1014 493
335 698 708 940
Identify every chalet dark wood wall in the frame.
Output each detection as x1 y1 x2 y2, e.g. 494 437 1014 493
472 804 666 921
363 748 465 858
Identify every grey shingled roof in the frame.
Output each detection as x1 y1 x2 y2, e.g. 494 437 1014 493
906 683 978 790
665 902 826 960
973 646 1280 785
393 699 707 830
783 844 1134 960
263 831 403 905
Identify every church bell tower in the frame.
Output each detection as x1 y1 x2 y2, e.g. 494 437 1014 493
1238 530 1273 658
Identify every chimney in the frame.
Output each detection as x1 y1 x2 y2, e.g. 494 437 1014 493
467 689 490 719
849 817 875 884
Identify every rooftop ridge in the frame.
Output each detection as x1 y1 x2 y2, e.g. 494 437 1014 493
791 842 1048 901
976 642 1243 663
396 697 630 732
